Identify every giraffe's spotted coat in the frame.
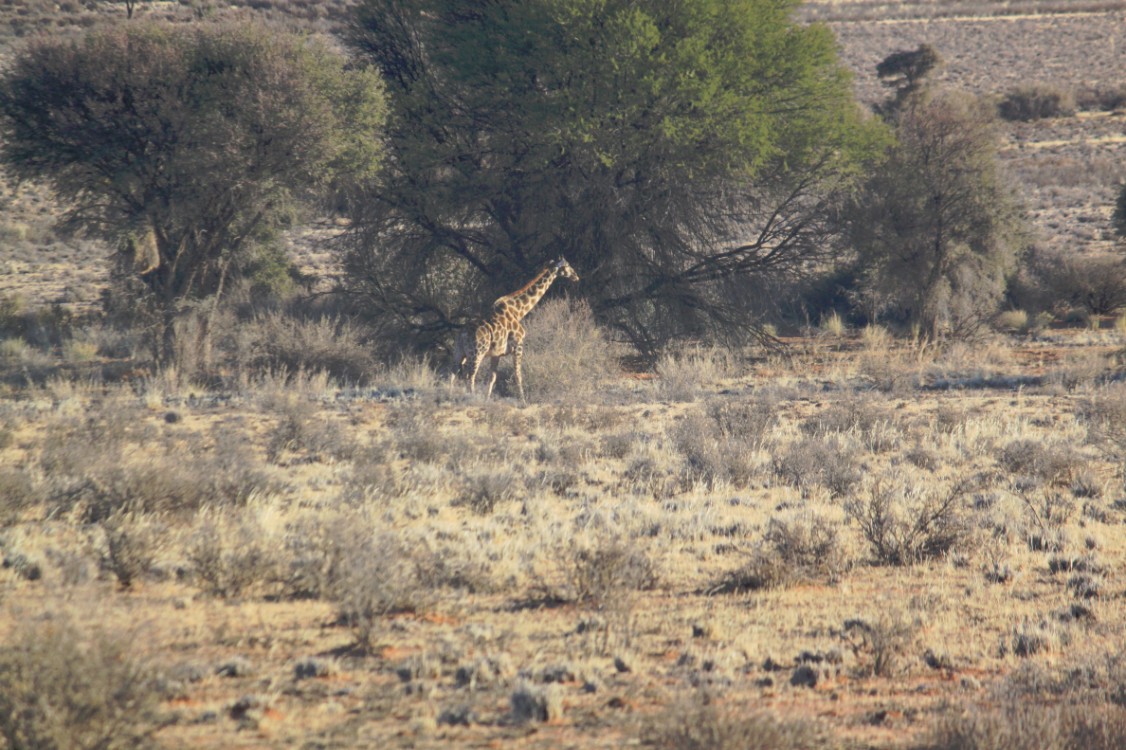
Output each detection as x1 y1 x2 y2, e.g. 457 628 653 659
453 257 580 402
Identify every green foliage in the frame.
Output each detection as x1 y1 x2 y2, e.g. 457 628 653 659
345 0 882 355
0 20 386 362
844 90 1027 338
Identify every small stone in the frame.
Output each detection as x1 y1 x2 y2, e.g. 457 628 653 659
924 649 954 670
790 664 819 688
228 694 266 721
437 706 476 726
2 554 42 581
540 663 577 683
295 658 334 680
216 657 254 678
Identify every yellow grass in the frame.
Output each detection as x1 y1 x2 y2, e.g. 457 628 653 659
2 332 1125 748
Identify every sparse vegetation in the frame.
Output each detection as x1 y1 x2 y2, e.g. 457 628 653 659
519 297 618 401
845 476 974 565
187 509 280 599
844 89 1027 338
1 2 1126 749
0 18 387 364
715 513 848 593
843 611 918 677
924 661 1126 750
0 617 163 750
998 84 1076 121
642 694 822 750
330 528 433 652
0 323 1120 747
1017 248 1126 317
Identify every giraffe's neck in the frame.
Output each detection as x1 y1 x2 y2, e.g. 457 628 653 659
498 267 559 321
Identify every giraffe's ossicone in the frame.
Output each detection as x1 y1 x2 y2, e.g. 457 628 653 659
452 257 580 402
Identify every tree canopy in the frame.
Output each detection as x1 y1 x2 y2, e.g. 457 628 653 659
0 20 387 361
845 90 1026 337
875 44 943 117
345 0 883 355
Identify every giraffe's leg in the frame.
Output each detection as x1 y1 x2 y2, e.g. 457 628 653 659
513 340 526 404
485 357 500 399
449 349 462 389
468 351 486 395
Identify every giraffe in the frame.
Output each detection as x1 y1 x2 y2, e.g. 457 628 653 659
452 257 580 402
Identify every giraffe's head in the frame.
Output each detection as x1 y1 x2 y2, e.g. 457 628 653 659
552 257 580 282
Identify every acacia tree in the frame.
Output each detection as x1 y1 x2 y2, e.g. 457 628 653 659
345 0 882 356
845 90 1027 337
875 44 943 117
0 21 386 363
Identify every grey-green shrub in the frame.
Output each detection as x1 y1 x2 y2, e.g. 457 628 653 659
0 618 162 750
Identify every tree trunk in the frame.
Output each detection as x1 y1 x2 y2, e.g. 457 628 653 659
158 305 177 368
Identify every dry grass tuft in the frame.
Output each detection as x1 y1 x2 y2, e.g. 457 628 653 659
330 529 434 652
559 533 661 605
520 297 619 402
842 611 917 677
998 84 1076 121
264 397 355 464
100 513 166 589
774 436 862 498
510 682 564 724
641 694 822 750
238 311 377 385
925 657 1126 750
999 439 1087 488
714 513 847 593
657 347 737 401
186 509 280 599
1077 384 1126 454
0 616 163 750
845 476 974 566
670 407 763 489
